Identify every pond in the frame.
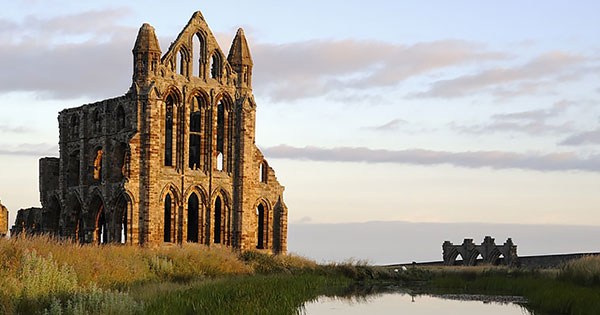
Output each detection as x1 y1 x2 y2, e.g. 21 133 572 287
301 289 535 315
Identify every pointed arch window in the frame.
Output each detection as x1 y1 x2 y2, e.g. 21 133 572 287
164 194 172 242
256 203 266 249
187 193 199 243
177 49 186 75
194 33 205 77
189 95 206 170
210 52 221 79
216 97 233 173
165 95 174 167
214 196 222 244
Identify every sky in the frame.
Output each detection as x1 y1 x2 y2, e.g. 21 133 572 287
0 1 599 262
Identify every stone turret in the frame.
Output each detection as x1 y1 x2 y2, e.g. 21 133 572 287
228 28 253 89
132 23 162 83
0 200 7 238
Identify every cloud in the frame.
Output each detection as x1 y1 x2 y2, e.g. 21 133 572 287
0 10 136 99
413 52 596 99
252 39 508 101
0 123 32 133
451 100 575 136
262 145 600 172
560 127 600 146
0 143 58 156
363 119 408 131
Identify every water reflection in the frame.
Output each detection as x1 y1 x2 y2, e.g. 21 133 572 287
300 285 535 315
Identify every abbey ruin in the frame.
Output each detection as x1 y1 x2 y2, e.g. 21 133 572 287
11 11 288 253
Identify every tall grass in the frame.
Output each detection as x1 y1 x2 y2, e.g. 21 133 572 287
0 235 253 313
142 274 350 315
559 255 600 287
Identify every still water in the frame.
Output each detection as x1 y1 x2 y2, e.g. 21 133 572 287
301 292 533 315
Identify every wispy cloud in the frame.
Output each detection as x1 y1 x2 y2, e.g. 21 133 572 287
0 143 58 156
450 101 575 136
0 123 32 133
560 127 600 146
363 119 408 131
253 39 508 101
412 52 597 99
262 145 600 172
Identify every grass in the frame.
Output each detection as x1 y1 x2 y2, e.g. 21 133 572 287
0 235 397 314
141 274 350 315
423 263 600 315
2 235 600 314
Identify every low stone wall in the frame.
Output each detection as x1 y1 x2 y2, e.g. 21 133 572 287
386 252 600 269
518 253 600 269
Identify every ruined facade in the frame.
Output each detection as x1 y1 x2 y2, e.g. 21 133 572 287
443 236 518 266
0 200 7 238
13 11 288 252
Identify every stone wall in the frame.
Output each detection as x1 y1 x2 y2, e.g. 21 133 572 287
16 11 288 253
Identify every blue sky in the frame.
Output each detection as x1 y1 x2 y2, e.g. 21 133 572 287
0 1 599 260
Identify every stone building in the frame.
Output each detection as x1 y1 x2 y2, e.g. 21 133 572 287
0 200 7 238
14 11 288 253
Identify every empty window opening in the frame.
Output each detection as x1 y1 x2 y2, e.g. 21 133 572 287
210 53 220 79
95 205 108 244
165 95 174 166
216 152 223 171
114 143 129 180
178 50 185 75
194 34 204 77
216 100 224 153
259 162 268 183
118 198 128 244
164 194 172 242
189 134 201 169
187 193 199 243
176 105 185 169
189 95 204 170
93 148 103 181
68 151 80 187
116 106 126 131
93 109 102 134
256 203 265 249
70 115 79 138
214 196 222 244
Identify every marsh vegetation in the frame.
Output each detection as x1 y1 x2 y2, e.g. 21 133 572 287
1 235 599 314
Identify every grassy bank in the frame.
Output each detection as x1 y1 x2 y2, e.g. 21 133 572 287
0 235 401 314
3 235 600 314
421 260 600 315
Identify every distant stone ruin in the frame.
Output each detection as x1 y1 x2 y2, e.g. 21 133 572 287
0 200 7 238
443 236 518 266
10 207 43 237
